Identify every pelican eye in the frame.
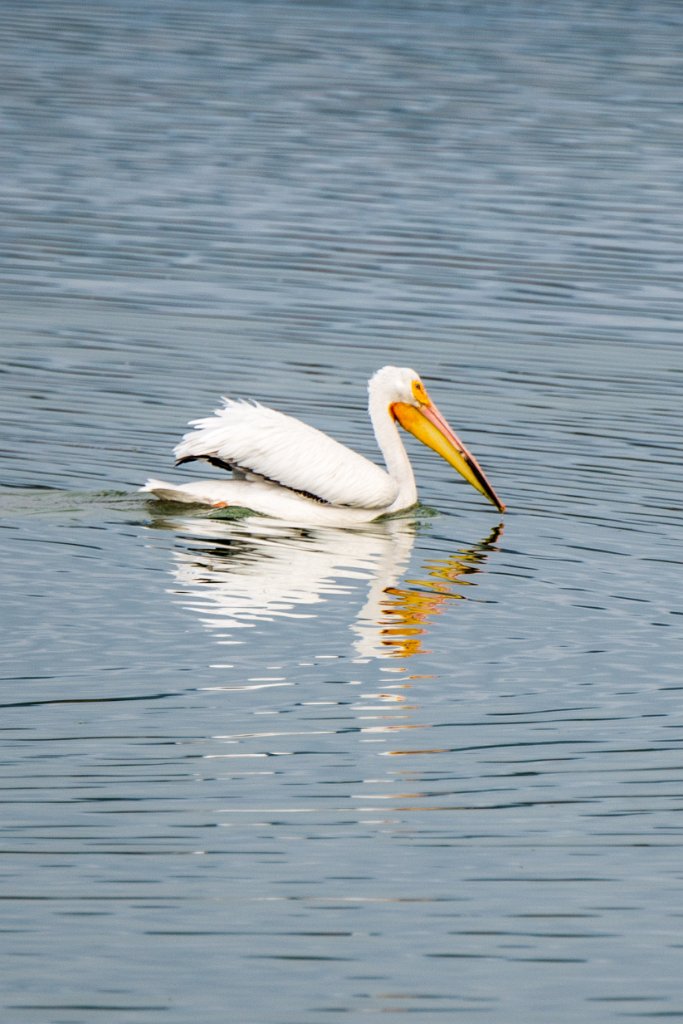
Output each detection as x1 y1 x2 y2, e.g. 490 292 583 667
411 379 429 405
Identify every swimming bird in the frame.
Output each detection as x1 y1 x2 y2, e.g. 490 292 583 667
141 366 505 526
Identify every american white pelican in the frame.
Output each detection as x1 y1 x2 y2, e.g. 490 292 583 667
141 366 505 526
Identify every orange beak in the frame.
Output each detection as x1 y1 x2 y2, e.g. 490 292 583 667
392 400 506 512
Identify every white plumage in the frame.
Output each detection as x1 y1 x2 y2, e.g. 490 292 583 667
142 366 505 526
174 399 398 509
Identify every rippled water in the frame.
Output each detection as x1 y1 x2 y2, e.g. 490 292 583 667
2 2 683 1022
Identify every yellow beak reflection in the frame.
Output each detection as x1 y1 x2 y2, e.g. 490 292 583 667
392 401 506 513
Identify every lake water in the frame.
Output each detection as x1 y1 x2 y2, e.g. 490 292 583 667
1 1 683 1021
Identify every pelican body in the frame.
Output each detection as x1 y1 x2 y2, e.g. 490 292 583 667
142 366 505 526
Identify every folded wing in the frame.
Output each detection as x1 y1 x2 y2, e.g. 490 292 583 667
174 399 398 509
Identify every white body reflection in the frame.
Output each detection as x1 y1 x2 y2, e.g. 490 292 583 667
151 509 502 661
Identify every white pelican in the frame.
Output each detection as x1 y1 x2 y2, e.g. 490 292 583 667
141 366 505 526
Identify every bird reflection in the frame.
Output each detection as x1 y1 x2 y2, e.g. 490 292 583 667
148 507 502 661
362 533 502 659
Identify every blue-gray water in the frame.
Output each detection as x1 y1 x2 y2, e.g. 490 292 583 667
1 2 683 1021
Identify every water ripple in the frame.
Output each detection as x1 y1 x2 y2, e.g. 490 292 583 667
2 1 683 1022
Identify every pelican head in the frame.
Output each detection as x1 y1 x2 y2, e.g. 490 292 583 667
370 366 506 513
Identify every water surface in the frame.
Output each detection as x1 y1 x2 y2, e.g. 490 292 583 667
1 2 683 1022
